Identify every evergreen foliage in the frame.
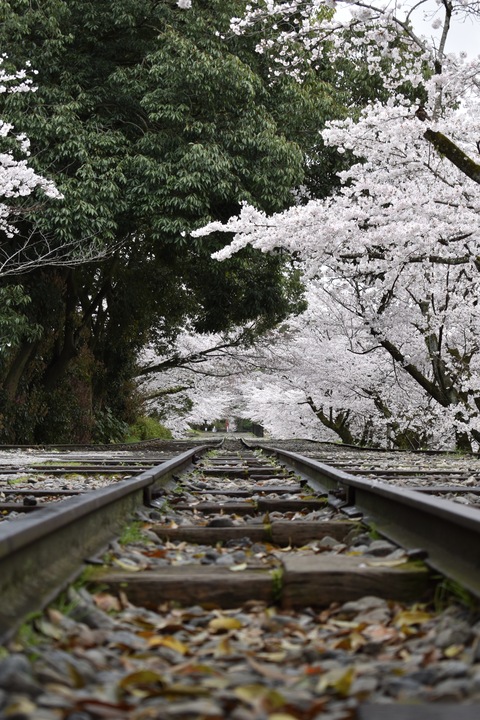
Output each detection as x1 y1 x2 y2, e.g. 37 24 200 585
0 0 343 442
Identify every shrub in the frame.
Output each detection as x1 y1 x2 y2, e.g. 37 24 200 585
127 416 173 442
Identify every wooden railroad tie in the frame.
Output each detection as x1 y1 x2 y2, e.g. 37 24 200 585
95 519 431 609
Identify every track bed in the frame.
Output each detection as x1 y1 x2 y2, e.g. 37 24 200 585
2 439 480 719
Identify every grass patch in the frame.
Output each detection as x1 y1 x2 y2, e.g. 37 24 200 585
118 520 150 545
434 577 480 613
270 567 283 603
126 416 173 443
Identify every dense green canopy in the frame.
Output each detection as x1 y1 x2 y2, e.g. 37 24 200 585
0 0 348 442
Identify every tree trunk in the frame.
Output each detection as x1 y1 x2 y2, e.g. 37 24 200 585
1 340 39 401
42 270 81 392
305 396 356 444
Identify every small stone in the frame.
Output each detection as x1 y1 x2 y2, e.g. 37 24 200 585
350 674 379 697
381 676 422 698
318 536 341 549
0 655 42 697
350 533 371 546
367 540 397 556
232 550 247 563
207 517 234 527
201 548 220 564
340 596 388 616
428 678 471 700
434 660 469 680
435 622 472 648
356 606 391 624
408 667 439 685
230 535 252 547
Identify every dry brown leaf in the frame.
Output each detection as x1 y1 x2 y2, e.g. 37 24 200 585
362 624 398 642
209 616 243 632
329 619 362 630
112 557 142 571
93 592 122 612
214 636 234 657
46 608 66 625
147 635 189 655
365 557 408 567
3 699 36 715
118 669 164 692
33 617 64 640
421 647 441 666
234 684 285 711
333 631 367 651
257 651 287 662
142 548 169 558
247 655 293 682
315 666 355 696
161 682 210 697
77 698 133 718
393 610 432 627
443 644 464 658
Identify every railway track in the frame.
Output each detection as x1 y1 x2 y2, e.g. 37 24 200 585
1 438 480 718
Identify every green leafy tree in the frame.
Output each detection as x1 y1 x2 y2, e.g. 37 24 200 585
0 0 323 441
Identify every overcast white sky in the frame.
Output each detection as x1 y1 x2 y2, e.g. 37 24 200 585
413 5 480 56
336 2 479 57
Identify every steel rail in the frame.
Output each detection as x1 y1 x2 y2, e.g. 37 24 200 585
0 446 206 641
259 445 480 599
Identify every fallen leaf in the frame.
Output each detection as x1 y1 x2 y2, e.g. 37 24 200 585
33 617 65 640
257 651 287 662
214 636 234 657
67 661 87 689
333 631 367 651
234 684 285 710
393 610 432 627
209 616 243 632
161 682 210 697
316 666 355 696
247 655 292 682
230 562 248 572
304 665 324 676
112 557 142 571
147 635 190 655
76 698 133 719
93 592 122 612
142 548 169 558
444 644 464 658
362 624 398 642
365 558 409 567
119 669 164 692
46 608 67 625
3 699 37 715
329 620 362 630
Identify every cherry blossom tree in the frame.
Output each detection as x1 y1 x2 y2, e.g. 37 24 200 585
190 0 480 449
140 281 456 447
0 56 119 280
138 324 277 435
0 57 65 272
